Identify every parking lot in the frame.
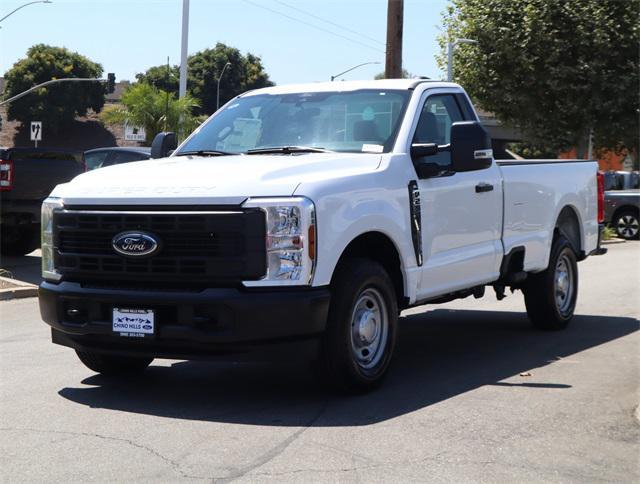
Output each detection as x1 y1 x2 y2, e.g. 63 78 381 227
1 242 638 482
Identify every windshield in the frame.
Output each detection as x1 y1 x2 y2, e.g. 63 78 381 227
176 89 411 155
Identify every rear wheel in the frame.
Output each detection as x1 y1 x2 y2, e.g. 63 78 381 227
613 209 639 240
318 258 398 393
523 235 578 330
75 351 153 376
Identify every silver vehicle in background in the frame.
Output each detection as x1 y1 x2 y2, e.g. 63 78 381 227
604 189 640 240
603 170 639 240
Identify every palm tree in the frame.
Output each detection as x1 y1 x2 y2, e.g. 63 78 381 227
101 82 203 144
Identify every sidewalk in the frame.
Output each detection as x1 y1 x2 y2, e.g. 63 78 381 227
0 250 41 300
0 276 38 300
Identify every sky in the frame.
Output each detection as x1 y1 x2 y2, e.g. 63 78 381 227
0 0 450 85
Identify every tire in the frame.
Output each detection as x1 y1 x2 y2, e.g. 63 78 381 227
523 235 578 330
613 209 639 240
75 351 153 376
0 225 40 256
318 258 398 393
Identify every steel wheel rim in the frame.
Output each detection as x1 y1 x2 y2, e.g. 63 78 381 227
349 287 389 370
554 253 574 315
617 215 639 239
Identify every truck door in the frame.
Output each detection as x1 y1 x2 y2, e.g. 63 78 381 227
411 92 503 301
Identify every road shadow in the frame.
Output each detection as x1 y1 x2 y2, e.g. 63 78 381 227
58 310 638 426
0 251 42 285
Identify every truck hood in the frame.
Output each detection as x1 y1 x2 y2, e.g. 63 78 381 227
51 152 382 205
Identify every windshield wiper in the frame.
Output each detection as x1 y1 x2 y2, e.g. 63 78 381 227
175 150 235 157
246 146 332 155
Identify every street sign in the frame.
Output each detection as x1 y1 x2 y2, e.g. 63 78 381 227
30 121 42 147
124 122 146 142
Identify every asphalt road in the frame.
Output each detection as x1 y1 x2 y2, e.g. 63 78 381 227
1 242 638 483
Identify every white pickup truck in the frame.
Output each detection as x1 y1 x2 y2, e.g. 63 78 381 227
39 80 606 392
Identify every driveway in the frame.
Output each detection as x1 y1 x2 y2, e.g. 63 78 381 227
1 243 638 482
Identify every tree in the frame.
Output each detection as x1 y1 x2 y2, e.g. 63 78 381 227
135 64 179 93
136 43 273 115
100 83 202 144
374 69 413 80
3 44 105 132
438 0 639 160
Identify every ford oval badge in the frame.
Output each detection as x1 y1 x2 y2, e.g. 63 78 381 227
112 232 160 257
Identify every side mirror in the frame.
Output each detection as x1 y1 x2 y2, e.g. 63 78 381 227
150 132 177 159
450 121 493 172
415 161 443 178
410 143 438 159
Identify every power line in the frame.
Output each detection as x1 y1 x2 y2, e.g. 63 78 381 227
272 0 385 47
241 0 385 54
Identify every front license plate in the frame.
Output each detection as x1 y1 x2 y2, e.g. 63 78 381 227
112 308 155 338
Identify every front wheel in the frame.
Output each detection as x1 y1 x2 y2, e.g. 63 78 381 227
613 209 639 240
75 351 153 376
523 235 578 330
318 258 398 393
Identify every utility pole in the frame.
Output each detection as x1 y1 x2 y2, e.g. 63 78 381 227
384 0 403 78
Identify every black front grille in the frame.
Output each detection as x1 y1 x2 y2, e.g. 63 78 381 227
54 209 266 283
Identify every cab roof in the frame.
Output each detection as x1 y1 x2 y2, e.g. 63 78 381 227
240 79 461 97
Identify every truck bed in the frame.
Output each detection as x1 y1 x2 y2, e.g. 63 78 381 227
497 159 599 272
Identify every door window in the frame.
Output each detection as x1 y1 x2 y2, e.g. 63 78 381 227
102 151 148 167
85 150 110 170
413 94 464 166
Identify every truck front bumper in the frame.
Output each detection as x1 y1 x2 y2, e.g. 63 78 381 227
39 281 330 361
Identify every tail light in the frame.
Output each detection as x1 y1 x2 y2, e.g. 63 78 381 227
597 171 605 224
0 159 13 191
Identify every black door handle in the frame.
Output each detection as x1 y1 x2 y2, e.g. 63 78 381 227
475 183 494 193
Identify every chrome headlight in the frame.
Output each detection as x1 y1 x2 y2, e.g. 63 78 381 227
41 197 63 281
243 197 316 286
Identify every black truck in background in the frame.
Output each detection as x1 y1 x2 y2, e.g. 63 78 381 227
1 147 85 256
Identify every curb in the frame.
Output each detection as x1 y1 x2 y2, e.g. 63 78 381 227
602 238 626 245
0 276 38 301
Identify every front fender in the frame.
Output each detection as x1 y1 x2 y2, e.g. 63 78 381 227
312 186 418 300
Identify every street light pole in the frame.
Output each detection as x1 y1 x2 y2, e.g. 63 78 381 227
178 0 189 100
216 62 231 111
177 0 189 139
447 38 477 82
0 0 52 25
0 78 107 107
331 61 381 81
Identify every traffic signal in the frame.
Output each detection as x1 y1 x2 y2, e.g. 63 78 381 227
106 73 116 94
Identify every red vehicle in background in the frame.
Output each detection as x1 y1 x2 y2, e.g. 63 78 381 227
0 147 85 256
